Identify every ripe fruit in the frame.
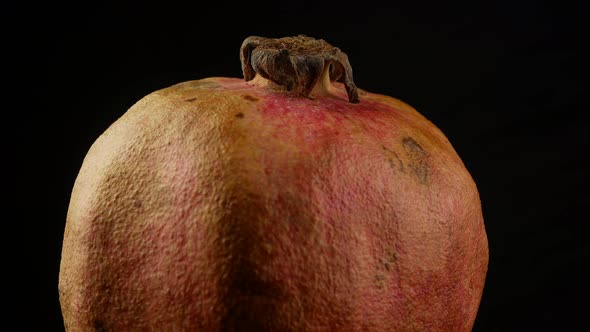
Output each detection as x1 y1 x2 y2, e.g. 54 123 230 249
60 35 488 331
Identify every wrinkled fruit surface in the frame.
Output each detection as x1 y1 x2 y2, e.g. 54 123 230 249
60 78 488 331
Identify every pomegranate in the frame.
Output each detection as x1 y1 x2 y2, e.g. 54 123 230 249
59 35 488 331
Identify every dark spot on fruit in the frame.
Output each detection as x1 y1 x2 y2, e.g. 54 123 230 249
374 248 399 289
402 137 429 185
134 199 142 208
185 97 197 102
387 251 397 268
242 94 259 102
93 319 106 332
232 261 283 298
379 250 397 272
375 273 386 289
235 112 245 119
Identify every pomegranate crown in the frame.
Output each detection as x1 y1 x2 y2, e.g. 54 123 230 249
240 35 359 103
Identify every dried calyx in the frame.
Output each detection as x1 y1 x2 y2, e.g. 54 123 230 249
240 35 359 103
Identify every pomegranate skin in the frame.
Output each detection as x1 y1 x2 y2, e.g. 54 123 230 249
59 77 488 331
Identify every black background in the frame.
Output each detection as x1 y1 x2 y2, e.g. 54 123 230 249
15 0 589 330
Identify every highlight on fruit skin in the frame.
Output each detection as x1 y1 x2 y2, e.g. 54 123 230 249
59 35 488 331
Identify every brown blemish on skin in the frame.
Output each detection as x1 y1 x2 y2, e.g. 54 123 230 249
402 137 429 185
185 97 197 102
375 249 398 288
375 273 386 289
242 94 259 102
382 139 429 184
381 250 397 271
235 112 245 119
382 145 405 174
402 137 425 155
